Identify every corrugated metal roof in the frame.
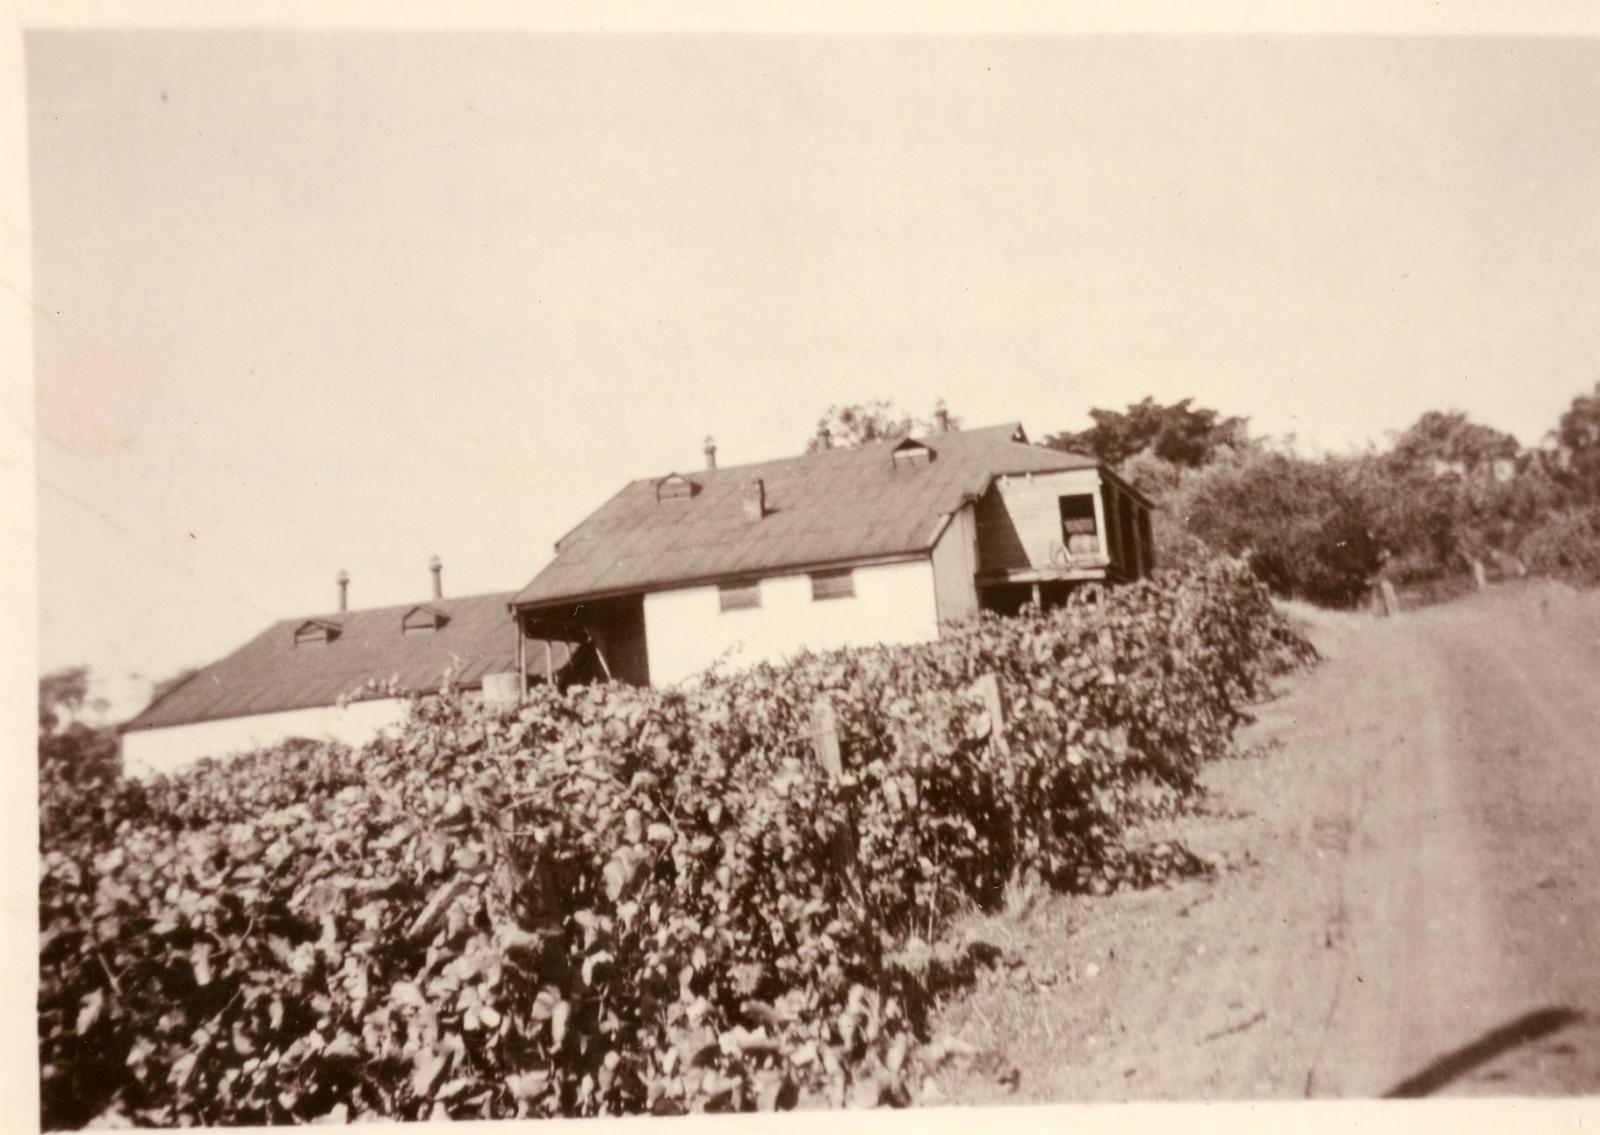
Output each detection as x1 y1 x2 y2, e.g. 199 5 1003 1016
512 423 1099 609
122 591 569 733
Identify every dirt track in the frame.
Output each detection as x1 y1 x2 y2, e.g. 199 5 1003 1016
938 580 1600 1102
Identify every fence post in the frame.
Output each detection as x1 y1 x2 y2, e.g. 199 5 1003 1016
810 697 842 780
808 696 855 874
1472 559 1488 591
966 672 1009 756
1379 579 1402 618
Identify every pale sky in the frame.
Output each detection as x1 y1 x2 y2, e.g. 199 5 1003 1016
24 29 1600 714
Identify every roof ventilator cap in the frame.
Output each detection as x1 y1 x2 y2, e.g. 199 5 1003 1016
742 478 766 520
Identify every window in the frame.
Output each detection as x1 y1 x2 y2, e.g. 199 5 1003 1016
810 568 856 601
718 579 761 611
1058 494 1100 558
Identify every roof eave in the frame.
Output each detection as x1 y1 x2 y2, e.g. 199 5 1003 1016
512 547 935 614
118 673 508 734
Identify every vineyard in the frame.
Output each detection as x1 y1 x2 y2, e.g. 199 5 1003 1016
38 560 1314 1126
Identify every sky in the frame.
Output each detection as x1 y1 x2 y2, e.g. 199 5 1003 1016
23 27 1600 717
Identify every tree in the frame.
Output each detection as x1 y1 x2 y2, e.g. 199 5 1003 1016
1342 450 1470 582
1390 410 1519 478
1518 505 1600 586
39 665 107 733
1043 397 1248 468
1553 382 1600 501
39 667 124 822
805 400 960 452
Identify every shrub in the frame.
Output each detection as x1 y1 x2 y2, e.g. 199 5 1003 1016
1518 506 1600 587
39 562 1312 1127
1176 452 1380 607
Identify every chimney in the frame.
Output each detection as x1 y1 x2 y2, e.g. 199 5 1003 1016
429 554 443 599
703 435 717 470
816 425 832 450
337 570 350 612
742 478 766 520
934 402 951 433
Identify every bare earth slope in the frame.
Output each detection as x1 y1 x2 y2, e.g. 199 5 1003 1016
938 581 1600 1103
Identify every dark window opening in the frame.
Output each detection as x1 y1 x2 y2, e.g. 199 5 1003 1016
719 579 761 612
1059 494 1100 558
810 568 856 601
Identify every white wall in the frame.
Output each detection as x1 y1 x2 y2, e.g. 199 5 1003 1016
121 696 410 779
643 558 940 685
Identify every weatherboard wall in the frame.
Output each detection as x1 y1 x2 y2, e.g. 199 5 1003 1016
976 468 1109 574
121 697 410 779
931 503 981 625
641 558 941 686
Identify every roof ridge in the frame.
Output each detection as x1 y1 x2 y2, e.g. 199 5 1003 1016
298 589 517 622
650 421 1029 480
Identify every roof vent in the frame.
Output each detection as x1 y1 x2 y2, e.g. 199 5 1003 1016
294 618 342 647
891 438 933 468
742 478 767 520
402 605 449 634
704 436 717 470
336 570 350 612
656 473 696 502
429 554 443 599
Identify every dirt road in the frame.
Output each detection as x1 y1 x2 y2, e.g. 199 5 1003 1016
938 580 1600 1102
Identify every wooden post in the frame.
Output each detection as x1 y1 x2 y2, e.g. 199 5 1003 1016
1379 579 1402 618
810 697 842 780
1097 626 1117 683
1472 559 1488 591
516 618 528 700
590 636 613 681
809 696 854 875
1103 485 1122 574
966 672 1008 756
